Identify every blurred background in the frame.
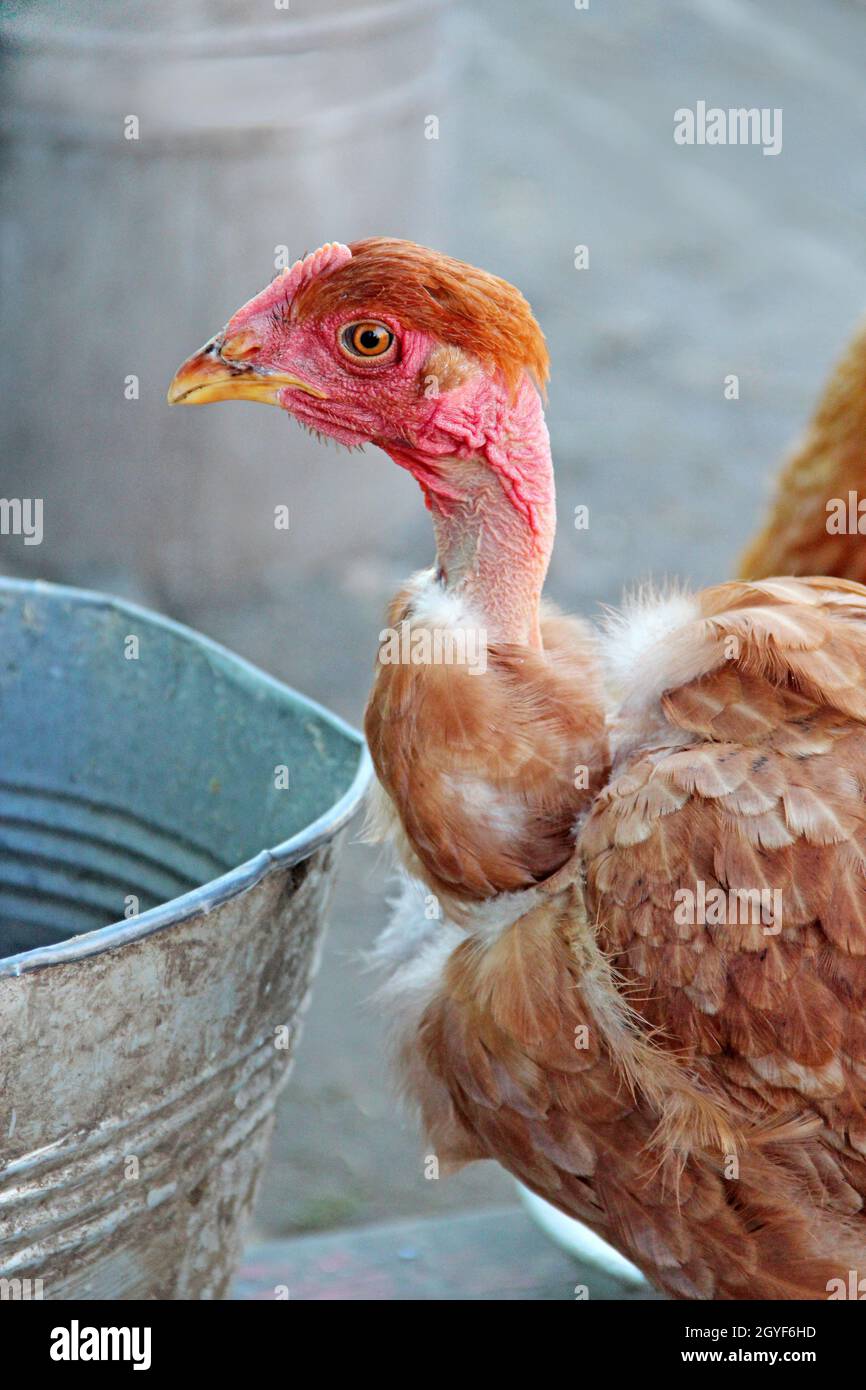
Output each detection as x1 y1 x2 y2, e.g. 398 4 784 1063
2 0 866 1292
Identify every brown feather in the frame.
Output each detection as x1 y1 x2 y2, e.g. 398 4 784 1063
365 593 608 907
381 579 866 1297
295 237 550 398
740 316 866 584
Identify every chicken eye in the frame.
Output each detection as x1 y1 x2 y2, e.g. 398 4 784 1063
341 321 395 359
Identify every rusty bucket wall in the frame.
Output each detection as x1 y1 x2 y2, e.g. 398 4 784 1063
0 578 370 1299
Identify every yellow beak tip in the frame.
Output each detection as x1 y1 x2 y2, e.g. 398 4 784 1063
166 347 326 408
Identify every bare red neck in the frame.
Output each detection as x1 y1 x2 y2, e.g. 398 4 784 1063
386 375 556 648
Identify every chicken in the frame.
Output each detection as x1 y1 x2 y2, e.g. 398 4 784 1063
740 317 866 582
169 239 866 1299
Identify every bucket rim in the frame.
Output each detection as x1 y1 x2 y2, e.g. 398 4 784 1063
0 576 372 978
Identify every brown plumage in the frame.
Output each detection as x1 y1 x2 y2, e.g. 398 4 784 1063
375 577 866 1299
740 318 866 581
169 241 866 1299
365 591 608 905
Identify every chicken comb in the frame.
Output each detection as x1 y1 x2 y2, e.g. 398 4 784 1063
293 237 550 398
280 242 352 308
226 242 352 330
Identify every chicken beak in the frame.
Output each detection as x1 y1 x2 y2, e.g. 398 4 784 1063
167 334 327 406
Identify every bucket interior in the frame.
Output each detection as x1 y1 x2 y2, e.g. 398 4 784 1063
0 582 362 959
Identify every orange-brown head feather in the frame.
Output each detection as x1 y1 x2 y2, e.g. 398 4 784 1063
293 237 550 399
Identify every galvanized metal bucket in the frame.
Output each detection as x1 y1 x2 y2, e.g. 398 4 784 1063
0 578 370 1300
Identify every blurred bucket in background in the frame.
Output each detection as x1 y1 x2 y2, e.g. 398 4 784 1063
0 0 454 610
517 1186 648 1291
0 578 370 1298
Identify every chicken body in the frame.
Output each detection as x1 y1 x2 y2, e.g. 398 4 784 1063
369 571 866 1299
740 318 866 583
170 238 866 1299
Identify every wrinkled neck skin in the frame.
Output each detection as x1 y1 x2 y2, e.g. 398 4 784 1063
385 374 555 648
